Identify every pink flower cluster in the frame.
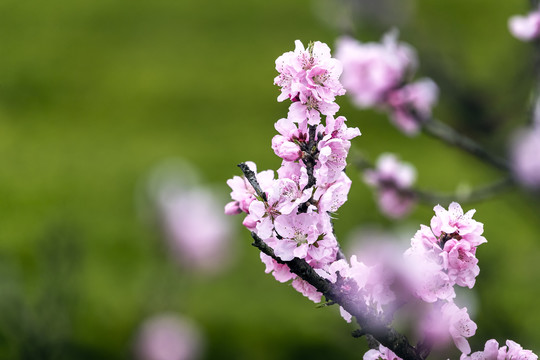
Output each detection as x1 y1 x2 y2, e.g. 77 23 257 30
335 30 438 135
364 153 417 218
226 40 360 302
405 202 487 301
274 40 346 126
508 8 540 41
402 202 486 354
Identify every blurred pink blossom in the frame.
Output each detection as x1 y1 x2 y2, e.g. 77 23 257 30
386 78 439 135
509 10 540 41
420 302 476 355
364 153 417 218
135 314 204 360
159 186 233 272
147 160 235 273
336 30 417 108
511 126 540 188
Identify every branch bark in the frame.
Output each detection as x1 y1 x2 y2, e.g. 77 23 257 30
251 232 424 360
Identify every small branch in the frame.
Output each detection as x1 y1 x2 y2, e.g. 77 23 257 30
251 232 423 360
366 334 381 350
416 338 433 360
422 118 509 172
352 153 513 206
414 176 515 206
352 329 367 338
300 125 320 190
238 163 267 202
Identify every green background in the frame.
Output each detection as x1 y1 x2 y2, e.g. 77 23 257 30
0 0 538 358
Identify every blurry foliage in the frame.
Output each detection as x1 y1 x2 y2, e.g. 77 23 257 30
0 0 537 358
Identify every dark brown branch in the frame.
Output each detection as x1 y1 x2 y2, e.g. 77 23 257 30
300 125 320 190
422 118 509 172
414 176 515 206
352 154 513 206
251 232 423 360
238 163 267 202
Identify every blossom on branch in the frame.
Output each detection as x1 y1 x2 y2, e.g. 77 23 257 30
405 202 486 302
226 39 359 304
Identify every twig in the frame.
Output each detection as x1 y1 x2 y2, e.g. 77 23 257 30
251 232 424 360
422 118 509 172
300 125 320 190
238 163 267 202
352 154 513 205
414 177 515 206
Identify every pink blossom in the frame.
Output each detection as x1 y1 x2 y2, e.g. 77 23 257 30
315 172 352 213
364 344 402 360
135 314 203 360
511 126 540 188
306 234 339 268
316 136 351 184
248 177 311 239
430 202 487 247
158 186 233 273
272 118 304 161
291 277 323 303
386 78 439 135
273 212 319 261
324 115 362 142
276 162 310 194
260 252 295 283
509 10 540 41
442 239 480 289
461 339 538 360
364 153 417 218
404 246 455 302
420 302 476 355
504 340 538 360
336 30 417 108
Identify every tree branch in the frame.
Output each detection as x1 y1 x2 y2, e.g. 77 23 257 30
353 154 513 206
421 118 509 172
300 125 320 190
238 163 267 202
251 232 424 360
414 176 515 206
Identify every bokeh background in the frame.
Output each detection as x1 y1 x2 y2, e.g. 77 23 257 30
0 0 538 358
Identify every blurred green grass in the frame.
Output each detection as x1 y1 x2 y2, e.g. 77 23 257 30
0 0 537 358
